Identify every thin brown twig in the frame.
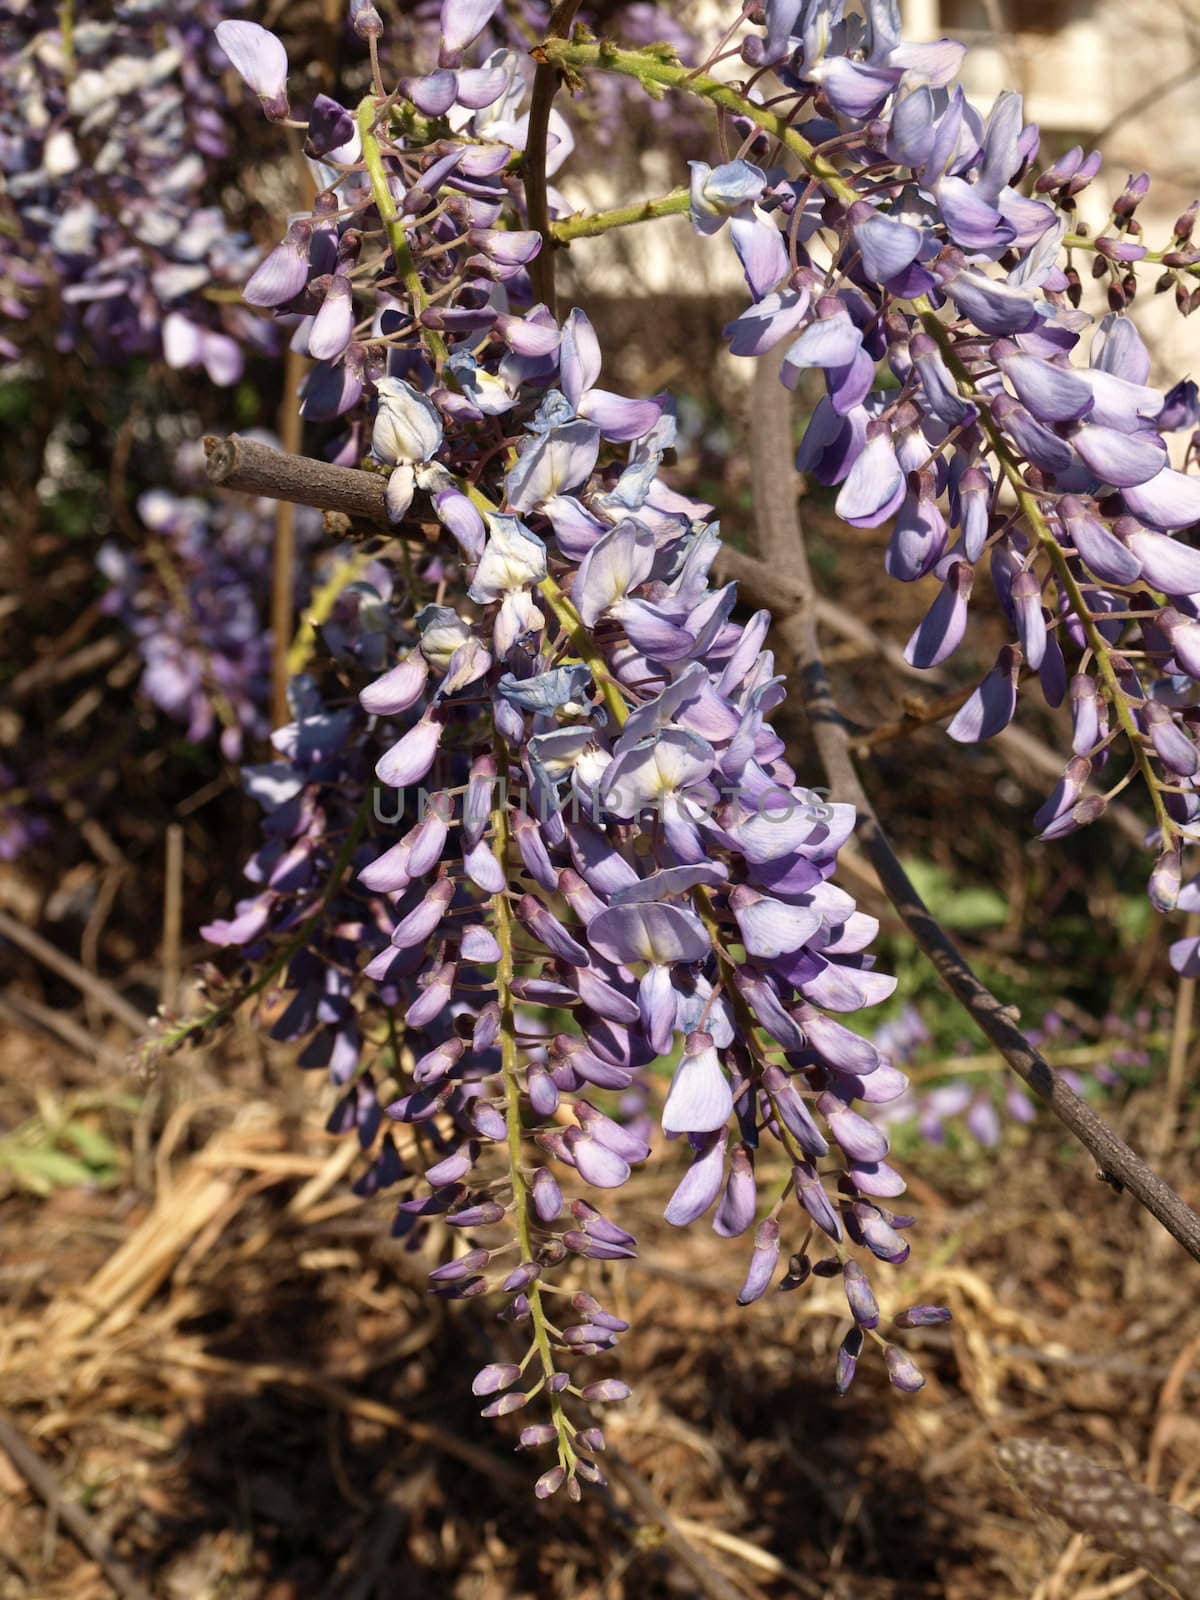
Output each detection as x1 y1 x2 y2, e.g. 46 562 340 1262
745 353 1200 1266
0 1410 156 1600
0 908 149 1036
1152 909 1200 1168
525 0 583 316
161 823 184 1013
0 990 125 1073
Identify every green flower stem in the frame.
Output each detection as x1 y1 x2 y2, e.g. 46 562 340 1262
356 99 448 368
1065 231 1200 278
139 793 372 1065
536 576 630 728
551 187 691 242
489 742 575 1474
60 0 75 83
916 303 1174 844
537 38 859 207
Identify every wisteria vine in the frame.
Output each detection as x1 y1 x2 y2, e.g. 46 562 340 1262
129 0 1200 1497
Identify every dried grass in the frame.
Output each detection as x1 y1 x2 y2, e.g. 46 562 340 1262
1 1014 1198 1600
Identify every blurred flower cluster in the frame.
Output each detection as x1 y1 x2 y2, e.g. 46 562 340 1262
99 474 321 760
0 0 267 378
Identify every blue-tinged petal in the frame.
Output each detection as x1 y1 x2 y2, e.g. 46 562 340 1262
572 520 656 626
1091 312 1151 384
614 597 697 661
1122 525 1200 592
724 288 811 357
808 57 900 119
468 514 547 602
588 901 710 966
496 663 592 713
729 886 822 959
946 269 1039 335
998 349 1093 422
904 560 972 668
782 310 863 372
729 213 789 300
1059 495 1142 584
559 307 602 408
638 962 677 1056
996 186 1057 250
576 388 664 442
887 84 935 168
826 345 877 415
911 332 974 426
975 90 1024 201
732 796 857 865
946 644 1021 742
937 175 1015 253
505 419 600 512
887 38 966 87
603 729 715 816
406 69 459 116
664 1130 728 1225
1083 368 1164 432
885 493 947 582
713 1144 756 1237
536 499 602 566
440 0 503 56
689 158 767 233
1170 936 1200 978
853 213 923 284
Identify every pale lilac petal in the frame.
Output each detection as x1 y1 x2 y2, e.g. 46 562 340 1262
1073 424 1167 488
664 1130 727 1224
1124 527 1200 593
662 1034 733 1135
215 20 288 110
559 308 602 408
1122 469 1200 531
854 213 922 284
835 431 906 528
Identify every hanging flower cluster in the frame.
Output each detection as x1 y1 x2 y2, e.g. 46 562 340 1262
0 0 266 378
177 0 959 1499
609 0 1200 978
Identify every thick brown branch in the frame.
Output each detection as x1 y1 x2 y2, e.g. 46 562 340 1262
747 356 1200 1266
204 433 390 525
525 0 582 316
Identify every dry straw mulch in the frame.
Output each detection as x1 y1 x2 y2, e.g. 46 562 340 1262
0 1017 1198 1600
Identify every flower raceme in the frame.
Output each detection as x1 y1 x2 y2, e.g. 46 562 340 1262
655 0 1200 971
182 0 966 1500
186 0 1200 1494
